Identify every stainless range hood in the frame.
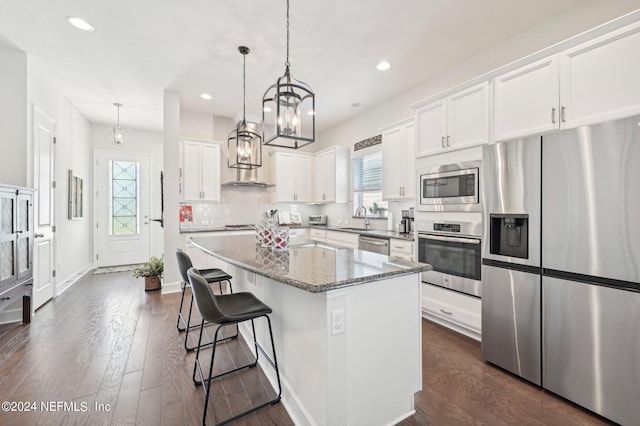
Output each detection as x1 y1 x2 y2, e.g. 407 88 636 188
221 168 272 188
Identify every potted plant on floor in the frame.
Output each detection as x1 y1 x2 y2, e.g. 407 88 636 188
133 256 164 291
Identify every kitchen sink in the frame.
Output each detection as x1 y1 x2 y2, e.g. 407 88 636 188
339 227 371 232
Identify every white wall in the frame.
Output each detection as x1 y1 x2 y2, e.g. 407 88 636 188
0 44 27 186
26 57 93 293
91 124 164 259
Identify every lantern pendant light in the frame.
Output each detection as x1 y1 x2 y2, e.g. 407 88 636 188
110 103 125 147
228 46 262 169
262 0 315 149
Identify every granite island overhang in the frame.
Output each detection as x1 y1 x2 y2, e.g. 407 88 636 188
190 234 431 426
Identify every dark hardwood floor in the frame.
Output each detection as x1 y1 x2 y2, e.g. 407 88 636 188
0 271 612 425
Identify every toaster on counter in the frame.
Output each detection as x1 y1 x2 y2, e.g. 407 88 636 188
308 215 327 225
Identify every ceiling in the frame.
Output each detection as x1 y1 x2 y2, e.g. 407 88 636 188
0 0 588 133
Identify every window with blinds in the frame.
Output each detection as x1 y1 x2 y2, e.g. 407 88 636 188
352 151 388 217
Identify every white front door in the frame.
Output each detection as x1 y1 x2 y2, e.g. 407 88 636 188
33 107 56 310
96 151 151 267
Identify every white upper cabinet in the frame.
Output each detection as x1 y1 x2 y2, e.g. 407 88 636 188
182 140 221 202
415 82 489 158
314 146 349 203
271 151 313 202
493 56 560 141
494 21 640 141
560 21 640 128
381 118 415 201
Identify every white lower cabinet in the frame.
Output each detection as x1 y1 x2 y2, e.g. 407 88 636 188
422 283 481 341
309 228 327 242
389 238 413 260
326 230 359 249
288 227 308 240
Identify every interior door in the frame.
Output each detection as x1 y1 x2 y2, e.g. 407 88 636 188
96 151 150 267
33 107 56 310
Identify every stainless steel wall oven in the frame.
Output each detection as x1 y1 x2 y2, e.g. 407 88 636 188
417 220 482 298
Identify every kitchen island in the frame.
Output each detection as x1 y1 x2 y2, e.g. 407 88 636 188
191 235 430 426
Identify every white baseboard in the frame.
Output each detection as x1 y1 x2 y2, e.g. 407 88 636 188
56 263 94 296
161 280 181 294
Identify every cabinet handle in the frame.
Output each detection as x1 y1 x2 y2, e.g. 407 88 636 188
1 297 10 301
440 309 453 315
561 106 566 122
35 233 45 238
446 135 450 146
551 107 556 124
441 136 445 148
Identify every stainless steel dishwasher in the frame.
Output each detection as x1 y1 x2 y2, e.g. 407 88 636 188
358 235 390 255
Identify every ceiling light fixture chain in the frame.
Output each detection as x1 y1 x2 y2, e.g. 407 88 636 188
285 0 290 70
243 46 247 122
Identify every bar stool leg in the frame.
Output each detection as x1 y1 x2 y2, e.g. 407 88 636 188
176 281 188 331
198 316 282 426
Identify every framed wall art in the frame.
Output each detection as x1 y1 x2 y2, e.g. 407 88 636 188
68 170 84 219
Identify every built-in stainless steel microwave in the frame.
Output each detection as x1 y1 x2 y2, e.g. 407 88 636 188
417 161 481 211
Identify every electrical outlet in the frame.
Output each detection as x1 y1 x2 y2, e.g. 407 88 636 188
331 309 345 335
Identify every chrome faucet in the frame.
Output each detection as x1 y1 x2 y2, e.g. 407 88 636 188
356 205 370 229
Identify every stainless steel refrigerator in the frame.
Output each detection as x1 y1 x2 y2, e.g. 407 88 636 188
482 115 640 426
481 135 543 386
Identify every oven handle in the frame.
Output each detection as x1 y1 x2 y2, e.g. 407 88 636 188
418 234 481 245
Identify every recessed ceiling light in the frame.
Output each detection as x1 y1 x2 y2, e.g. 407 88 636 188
376 61 391 71
200 93 212 100
66 16 94 32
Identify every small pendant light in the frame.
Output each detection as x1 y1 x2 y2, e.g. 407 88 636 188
110 103 125 147
228 46 262 169
262 0 315 149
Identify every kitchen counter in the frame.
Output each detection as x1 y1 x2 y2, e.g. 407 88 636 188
191 235 428 293
182 224 415 240
191 234 425 425
310 224 415 241
180 225 255 233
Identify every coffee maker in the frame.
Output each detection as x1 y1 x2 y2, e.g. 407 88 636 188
400 209 414 234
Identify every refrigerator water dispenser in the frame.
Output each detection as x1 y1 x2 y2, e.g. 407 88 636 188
489 214 529 259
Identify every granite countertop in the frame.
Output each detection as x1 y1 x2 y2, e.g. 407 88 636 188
181 224 415 241
315 225 415 241
180 225 256 233
190 235 430 293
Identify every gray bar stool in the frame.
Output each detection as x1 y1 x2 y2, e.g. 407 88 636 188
187 267 282 426
176 248 234 352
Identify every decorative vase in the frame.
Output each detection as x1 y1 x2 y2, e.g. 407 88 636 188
145 276 161 291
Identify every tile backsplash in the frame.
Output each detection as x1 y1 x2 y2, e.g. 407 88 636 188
179 186 321 229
